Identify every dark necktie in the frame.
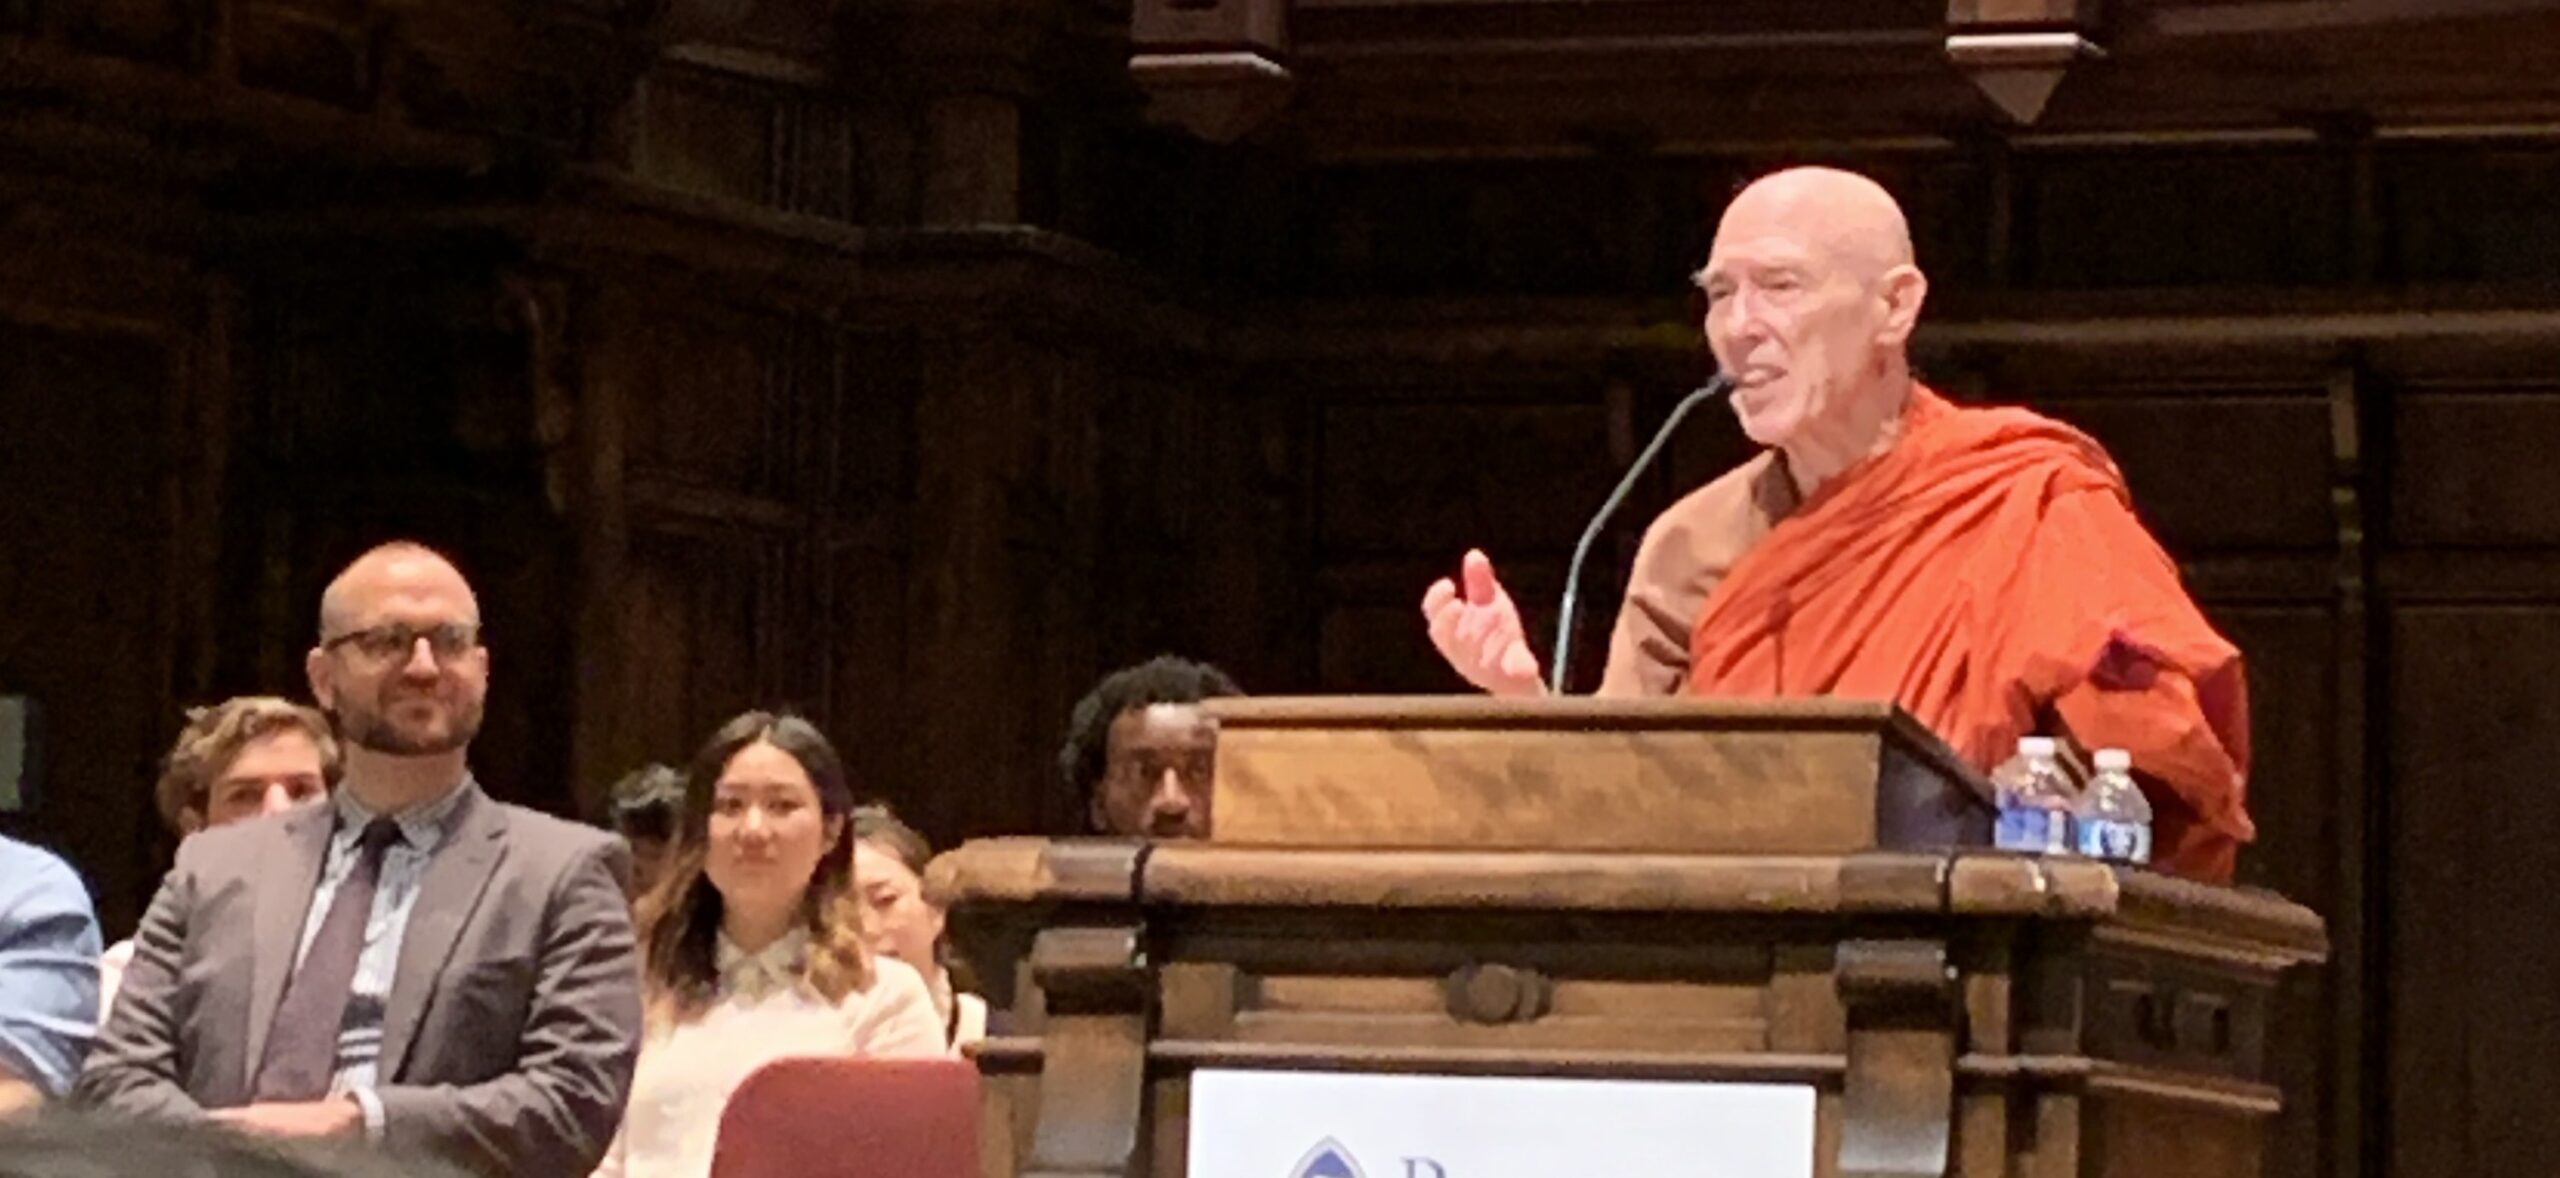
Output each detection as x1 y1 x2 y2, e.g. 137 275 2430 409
253 817 404 1100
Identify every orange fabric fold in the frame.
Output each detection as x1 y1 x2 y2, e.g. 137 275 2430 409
1681 387 2254 881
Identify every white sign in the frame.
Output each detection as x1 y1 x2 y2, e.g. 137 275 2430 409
1187 1069 1817 1178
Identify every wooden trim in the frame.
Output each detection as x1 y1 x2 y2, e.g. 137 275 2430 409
1160 1039 1850 1083
945 843 2329 949
2083 1064 2287 1117
2090 925 2324 973
2111 872 2333 963
1141 848 1865 912
2326 360 2382 1178
1202 694 1979 789
933 838 1147 906
1207 693 1904 729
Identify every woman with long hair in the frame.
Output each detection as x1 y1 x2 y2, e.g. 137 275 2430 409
594 712 945 1178
850 805 988 1051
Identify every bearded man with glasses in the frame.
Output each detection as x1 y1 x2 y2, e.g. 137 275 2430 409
78 541 644 1177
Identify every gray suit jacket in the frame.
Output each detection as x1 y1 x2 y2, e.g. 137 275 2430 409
75 781 642 1176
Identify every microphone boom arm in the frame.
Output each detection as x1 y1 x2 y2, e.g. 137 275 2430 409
1548 374 1737 695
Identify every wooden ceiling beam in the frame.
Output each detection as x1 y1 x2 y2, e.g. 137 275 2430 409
2149 0 2560 37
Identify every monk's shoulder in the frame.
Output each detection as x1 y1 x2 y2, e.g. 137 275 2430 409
1636 451 1783 567
1943 401 2122 482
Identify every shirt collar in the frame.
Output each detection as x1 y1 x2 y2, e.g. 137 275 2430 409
331 772 475 855
716 928 810 1001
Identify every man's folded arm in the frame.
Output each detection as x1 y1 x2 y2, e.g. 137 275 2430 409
71 861 204 1118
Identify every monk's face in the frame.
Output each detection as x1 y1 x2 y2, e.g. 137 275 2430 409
1697 172 1924 447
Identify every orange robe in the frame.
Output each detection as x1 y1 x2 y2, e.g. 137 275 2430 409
1642 386 2253 880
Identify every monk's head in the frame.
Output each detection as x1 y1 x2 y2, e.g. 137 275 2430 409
1695 167 1928 449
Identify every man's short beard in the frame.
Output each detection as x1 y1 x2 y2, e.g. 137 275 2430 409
335 699 482 756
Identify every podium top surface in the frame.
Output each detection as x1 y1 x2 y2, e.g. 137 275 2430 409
1205 694 1953 738
1195 694 1988 856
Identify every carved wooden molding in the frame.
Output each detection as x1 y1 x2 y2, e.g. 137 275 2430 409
1129 0 1292 141
1945 1 2108 125
1838 938 1959 1012
1022 1012 1150 1178
1033 925 1151 1012
1835 938 1958 1178
1444 962 1554 1025
1023 919 1152 1178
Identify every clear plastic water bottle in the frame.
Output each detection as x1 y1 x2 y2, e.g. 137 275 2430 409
2073 748 2154 865
1990 736 2074 855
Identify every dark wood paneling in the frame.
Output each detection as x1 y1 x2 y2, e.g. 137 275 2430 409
825 537 915 816
623 301 813 504
605 529 794 775
1315 604 1444 694
2209 606 2345 1178
837 331 920 502
637 67 781 209
2378 147 2560 285
2019 150 2352 289
59 0 192 65
2387 605 2560 1178
0 322 176 933
1318 400 1615 557
2390 389 2560 546
634 62 864 223
2034 393 2335 551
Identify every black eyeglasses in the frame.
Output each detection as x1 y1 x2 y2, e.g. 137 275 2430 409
320 622 482 664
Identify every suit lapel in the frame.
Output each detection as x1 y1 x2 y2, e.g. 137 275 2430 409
243 807 333 1093
377 789 507 1080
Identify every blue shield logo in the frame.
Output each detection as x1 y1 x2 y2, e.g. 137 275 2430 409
1290 1137 1368 1178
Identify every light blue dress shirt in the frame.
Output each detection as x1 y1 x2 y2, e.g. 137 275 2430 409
0 833 101 1097
293 780 470 1135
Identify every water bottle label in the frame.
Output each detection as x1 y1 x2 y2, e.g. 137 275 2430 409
2075 820 2151 864
1995 805 2063 853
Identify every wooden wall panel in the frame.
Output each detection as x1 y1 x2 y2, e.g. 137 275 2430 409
837 332 920 503
624 301 813 503
58 0 193 65
2210 606 2346 1178
1317 400 1614 557
636 67 783 210
2377 147 2560 284
903 333 1102 840
603 529 793 776
2019 150 2351 288
825 539 915 817
2390 390 2560 546
2033 392 2335 551
1316 604 1443 694
2386 606 2560 1178
0 323 177 934
634 62 864 223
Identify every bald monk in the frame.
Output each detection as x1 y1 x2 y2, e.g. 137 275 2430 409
1421 167 2253 881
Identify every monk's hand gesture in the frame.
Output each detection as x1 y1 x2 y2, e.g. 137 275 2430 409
1421 549 1547 697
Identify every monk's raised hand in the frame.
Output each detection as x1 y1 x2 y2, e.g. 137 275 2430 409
1420 549 1545 696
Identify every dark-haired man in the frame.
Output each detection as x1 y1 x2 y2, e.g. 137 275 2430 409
1058 656 1242 839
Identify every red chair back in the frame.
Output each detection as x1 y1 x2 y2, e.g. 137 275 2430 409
710 1056 982 1178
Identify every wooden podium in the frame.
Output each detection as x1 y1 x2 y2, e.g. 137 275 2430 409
932 698 2326 1178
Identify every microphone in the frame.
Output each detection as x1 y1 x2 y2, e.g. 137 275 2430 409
1549 373 1738 694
